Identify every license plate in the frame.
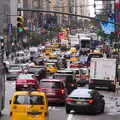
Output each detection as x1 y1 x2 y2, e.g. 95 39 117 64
31 115 39 118
24 84 28 87
47 92 55 95
77 101 81 104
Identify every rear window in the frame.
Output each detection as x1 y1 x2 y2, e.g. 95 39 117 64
14 95 44 105
40 81 64 89
54 75 75 82
70 90 92 98
17 74 33 79
9 66 21 70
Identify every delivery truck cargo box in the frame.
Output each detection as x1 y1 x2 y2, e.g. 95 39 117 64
89 58 117 92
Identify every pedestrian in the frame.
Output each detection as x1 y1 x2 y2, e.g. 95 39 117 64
3 62 8 80
3 62 8 74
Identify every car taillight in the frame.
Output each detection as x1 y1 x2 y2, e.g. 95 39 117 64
111 81 115 85
13 105 17 109
71 83 74 87
27 80 36 84
66 98 73 102
87 99 93 104
89 80 94 83
37 88 41 91
60 89 64 94
10 112 12 116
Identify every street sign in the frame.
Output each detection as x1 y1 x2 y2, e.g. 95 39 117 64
8 24 12 36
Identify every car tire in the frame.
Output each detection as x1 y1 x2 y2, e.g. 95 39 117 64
112 86 116 92
89 84 95 89
100 103 105 113
109 86 116 92
0 111 2 116
65 106 71 114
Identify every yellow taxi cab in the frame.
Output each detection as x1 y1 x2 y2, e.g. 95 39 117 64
9 91 48 120
45 47 52 55
69 47 77 53
45 62 57 73
49 53 57 59
70 56 79 62
51 43 59 49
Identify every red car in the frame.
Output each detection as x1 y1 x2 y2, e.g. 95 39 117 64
70 62 88 68
16 74 39 91
39 79 67 104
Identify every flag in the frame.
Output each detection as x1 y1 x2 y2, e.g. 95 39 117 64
100 16 115 34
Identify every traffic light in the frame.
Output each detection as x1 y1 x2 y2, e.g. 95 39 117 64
17 16 24 33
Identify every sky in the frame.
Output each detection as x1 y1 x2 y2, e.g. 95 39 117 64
88 0 103 17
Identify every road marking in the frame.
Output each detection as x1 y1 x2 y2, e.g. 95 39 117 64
67 114 73 120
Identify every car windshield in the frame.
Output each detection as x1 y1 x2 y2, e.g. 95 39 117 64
40 81 63 89
80 69 88 75
9 66 21 70
47 64 56 67
16 54 24 57
28 68 40 73
14 95 44 105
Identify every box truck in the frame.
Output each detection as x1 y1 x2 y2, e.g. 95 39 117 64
89 58 117 91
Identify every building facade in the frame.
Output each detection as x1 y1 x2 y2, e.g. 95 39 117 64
68 0 90 22
0 0 10 33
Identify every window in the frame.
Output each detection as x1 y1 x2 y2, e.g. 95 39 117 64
40 81 64 89
14 95 44 105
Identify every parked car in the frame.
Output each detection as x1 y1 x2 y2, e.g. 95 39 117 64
9 91 48 120
16 74 39 91
39 79 67 104
65 88 105 114
7 64 24 81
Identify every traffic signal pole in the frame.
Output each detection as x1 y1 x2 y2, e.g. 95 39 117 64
17 8 120 26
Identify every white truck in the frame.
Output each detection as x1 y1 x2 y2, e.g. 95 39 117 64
89 58 117 91
68 34 79 47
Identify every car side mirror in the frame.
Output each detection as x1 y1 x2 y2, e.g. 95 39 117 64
9 100 12 104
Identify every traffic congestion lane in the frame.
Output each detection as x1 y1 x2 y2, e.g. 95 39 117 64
1 80 120 120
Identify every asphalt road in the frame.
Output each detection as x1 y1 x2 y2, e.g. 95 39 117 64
1 80 120 120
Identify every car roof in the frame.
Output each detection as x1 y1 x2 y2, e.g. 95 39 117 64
9 64 22 67
66 68 80 71
57 70 73 72
13 91 45 96
46 62 56 65
54 73 73 76
40 78 63 82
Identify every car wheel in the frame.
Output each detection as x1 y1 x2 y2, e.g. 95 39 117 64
89 84 95 89
65 106 71 114
100 103 105 113
112 86 116 92
0 111 2 116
